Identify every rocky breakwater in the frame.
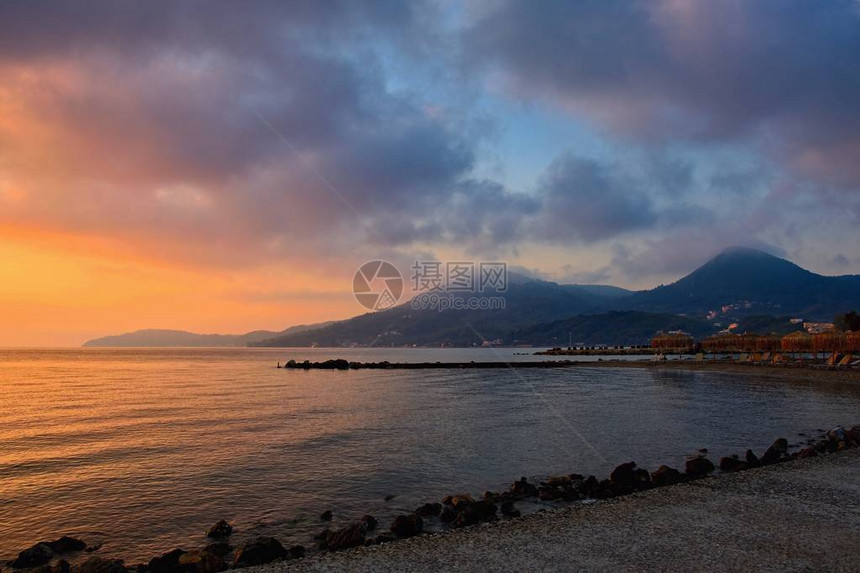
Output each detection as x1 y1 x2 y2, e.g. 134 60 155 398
278 359 578 370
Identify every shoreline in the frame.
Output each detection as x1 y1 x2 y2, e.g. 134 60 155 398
8 424 856 572
252 447 860 572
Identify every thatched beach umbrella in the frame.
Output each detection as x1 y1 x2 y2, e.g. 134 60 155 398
701 333 739 359
650 332 695 354
847 331 860 353
781 331 812 359
813 332 846 352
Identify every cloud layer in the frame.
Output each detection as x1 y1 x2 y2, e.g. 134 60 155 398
1 0 859 295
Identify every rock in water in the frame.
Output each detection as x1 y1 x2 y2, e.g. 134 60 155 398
651 465 682 487
178 550 226 573
325 524 366 551
760 438 789 465
206 520 233 539
796 446 818 459
288 546 306 559
390 514 423 538
78 557 127 573
233 537 287 567
452 500 497 528
414 502 442 517
745 449 760 467
360 514 378 531
46 537 87 554
685 457 715 478
11 543 54 569
320 510 333 521
510 477 538 497
718 456 748 472
148 549 186 573
204 543 232 557
609 462 637 489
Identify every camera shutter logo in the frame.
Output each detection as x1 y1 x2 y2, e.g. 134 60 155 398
352 261 404 311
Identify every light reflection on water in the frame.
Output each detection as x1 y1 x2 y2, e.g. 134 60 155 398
1 347 859 563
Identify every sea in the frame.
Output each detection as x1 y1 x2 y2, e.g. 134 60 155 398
1 347 859 563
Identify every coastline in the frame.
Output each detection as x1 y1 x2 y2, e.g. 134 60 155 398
250 448 860 572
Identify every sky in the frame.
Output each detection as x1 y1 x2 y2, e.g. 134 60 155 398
1 0 860 346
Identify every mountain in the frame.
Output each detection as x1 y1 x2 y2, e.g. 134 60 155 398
83 323 333 347
88 248 860 348
510 311 717 347
567 284 632 299
614 247 860 319
251 276 605 347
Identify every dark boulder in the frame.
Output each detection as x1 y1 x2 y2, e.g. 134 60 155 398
203 543 231 558
745 449 760 467
609 462 637 488
796 446 818 460
31 559 71 573
651 465 682 487
390 514 423 538
452 500 497 528
439 505 457 523
12 543 55 569
360 514 378 531
78 557 127 573
538 486 562 501
631 468 652 490
442 494 473 508
510 477 538 497
578 476 600 497
320 510 333 521
760 438 789 465
233 537 287 567
46 537 87 554
500 500 520 517
685 457 715 478
178 550 226 573
206 520 233 539
148 549 186 573
414 503 442 517
718 456 748 472
288 546 305 560
325 524 366 552
543 475 572 488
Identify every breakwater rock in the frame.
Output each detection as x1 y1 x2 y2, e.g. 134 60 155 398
278 359 579 370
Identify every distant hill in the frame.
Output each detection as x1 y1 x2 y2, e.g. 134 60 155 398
83 323 333 347
251 276 605 347
510 311 717 347
613 247 860 320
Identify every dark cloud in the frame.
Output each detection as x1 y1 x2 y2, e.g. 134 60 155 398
529 154 657 242
1 0 858 285
468 0 860 187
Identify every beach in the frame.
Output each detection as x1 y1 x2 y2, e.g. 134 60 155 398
249 448 860 572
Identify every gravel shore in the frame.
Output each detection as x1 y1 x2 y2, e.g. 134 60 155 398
249 449 860 572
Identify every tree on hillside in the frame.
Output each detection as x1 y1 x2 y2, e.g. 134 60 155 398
835 310 860 332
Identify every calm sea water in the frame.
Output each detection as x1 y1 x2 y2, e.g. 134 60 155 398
2 347 859 563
